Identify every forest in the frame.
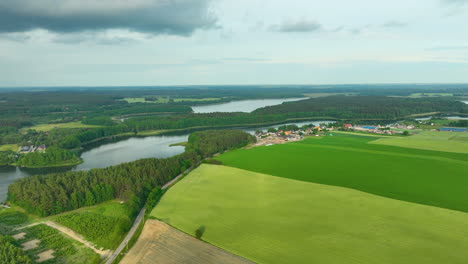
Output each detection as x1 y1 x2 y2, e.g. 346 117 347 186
7 130 256 216
253 96 467 118
16 147 82 168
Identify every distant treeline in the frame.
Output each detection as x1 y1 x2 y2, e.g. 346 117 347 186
8 130 255 216
448 120 468 127
58 96 467 148
253 96 467 119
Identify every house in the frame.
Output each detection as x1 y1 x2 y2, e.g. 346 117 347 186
20 146 30 153
343 124 353 128
313 126 322 131
37 145 47 151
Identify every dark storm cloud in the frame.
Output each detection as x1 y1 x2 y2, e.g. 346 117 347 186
271 20 322 33
0 0 216 35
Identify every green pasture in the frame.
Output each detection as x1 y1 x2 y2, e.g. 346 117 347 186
22 122 101 132
216 133 468 213
122 97 221 104
0 144 19 152
52 200 133 249
153 164 468 264
371 131 468 153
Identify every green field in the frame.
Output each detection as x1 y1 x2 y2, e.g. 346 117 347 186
122 97 221 104
216 134 468 213
22 122 101 132
0 144 19 152
52 201 133 249
371 131 468 153
153 164 468 264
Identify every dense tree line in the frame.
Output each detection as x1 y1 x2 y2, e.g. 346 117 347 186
448 120 468 127
0 234 32 264
253 96 467 119
59 96 467 148
16 147 81 168
0 151 16 166
8 130 255 216
187 130 256 157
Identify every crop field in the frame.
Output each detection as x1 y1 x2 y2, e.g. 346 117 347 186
371 131 468 153
215 133 468 213
22 122 101 132
153 164 468 264
122 97 221 104
121 219 253 264
52 200 132 250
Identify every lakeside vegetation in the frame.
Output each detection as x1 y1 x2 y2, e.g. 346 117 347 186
16 147 82 168
153 164 468 264
7 130 255 216
216 133 468 213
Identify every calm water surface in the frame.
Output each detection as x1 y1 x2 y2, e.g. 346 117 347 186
0 119 333 202
192 98 306 113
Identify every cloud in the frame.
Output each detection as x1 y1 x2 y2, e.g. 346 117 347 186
382 21 408 28
441 0 468 5
0 0 216 36
271 19 322 33
428 45 468 51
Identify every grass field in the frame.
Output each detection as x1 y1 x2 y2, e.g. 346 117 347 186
153 164 468 264
215 133 468 213
22 122 101 132
122 219 253 264
52 201 132 249
371 131 468 153
0 144 19 152
122 97 221 104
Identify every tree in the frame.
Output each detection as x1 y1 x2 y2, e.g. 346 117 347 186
195 225 206 239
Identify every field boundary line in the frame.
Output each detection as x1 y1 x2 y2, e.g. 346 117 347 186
294 143 468 164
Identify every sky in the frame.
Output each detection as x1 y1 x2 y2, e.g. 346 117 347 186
0 0 467 86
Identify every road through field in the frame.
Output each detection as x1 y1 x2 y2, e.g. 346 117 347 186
105 208 146 264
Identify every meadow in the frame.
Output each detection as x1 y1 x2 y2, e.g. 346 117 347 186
153 164 468 264
52 200 133 249
21 122 101 132
371 131 468 153
0 144 19 152
215 133 468 213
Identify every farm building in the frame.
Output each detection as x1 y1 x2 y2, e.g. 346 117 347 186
440 127 467 132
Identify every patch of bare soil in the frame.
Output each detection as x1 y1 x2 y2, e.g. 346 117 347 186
22 239 40 250
37 249 55 263
121 219 254 264
12 232 26 240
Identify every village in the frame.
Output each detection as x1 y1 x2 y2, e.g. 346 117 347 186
252 120 467 147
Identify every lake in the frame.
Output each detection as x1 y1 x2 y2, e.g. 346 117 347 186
191 98 306 113
0 120 333 202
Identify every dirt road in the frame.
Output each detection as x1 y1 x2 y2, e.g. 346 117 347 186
104 208 146 264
